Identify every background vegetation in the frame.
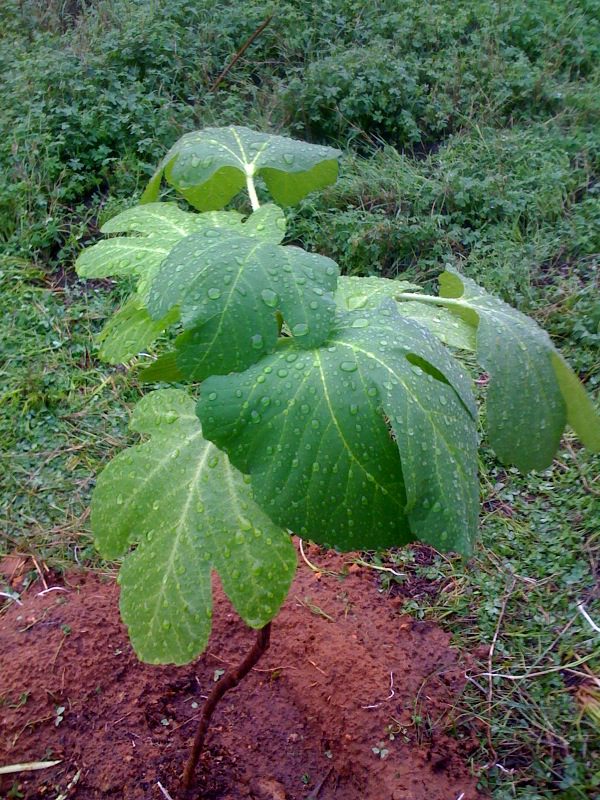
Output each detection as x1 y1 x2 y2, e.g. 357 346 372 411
1 1 599 797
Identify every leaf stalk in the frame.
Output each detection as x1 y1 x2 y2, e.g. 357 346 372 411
245 167 261 211
395 291 468 309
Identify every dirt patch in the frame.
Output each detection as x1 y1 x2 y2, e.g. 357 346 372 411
0 546 485 800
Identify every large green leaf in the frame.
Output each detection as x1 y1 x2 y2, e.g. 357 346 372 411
147 233 339 381
199 302 479 555
438 268 600 470
75 203 247 283
335 276 477 351
78 203 289 365
92 389 296 665
141 126 342 210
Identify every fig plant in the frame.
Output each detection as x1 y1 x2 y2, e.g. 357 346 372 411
76 126 600 791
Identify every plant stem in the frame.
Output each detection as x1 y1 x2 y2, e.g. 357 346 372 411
181 622 272 793
209 15 273 92
245 169 260 211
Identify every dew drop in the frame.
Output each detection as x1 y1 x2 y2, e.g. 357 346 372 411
340 361 358 373
261 288 279 307
292 322 309 336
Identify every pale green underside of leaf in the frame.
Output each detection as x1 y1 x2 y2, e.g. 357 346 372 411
91 389 296 665
334 276 476 351
140 352 185 383
439 268 600 469
98 296 179 364
147 232 339 381
551 352 600 451
141 126 342 210
199 302 478 556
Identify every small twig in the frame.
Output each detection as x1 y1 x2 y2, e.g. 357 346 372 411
0 760 61 775
156 781 175 800
308 659 327 676
54 769 81 800
296 597 335 622
577 603 600 634
167 714 201 735
306 766 333 799
0 591 22 606
352 557 404 577
210 15 273 92
362 671 395 709
207 650 295 673
109 709 136 728
31 556 48 591
480 647 600 680
486 577 516 756
298 538 320 572
37 587 70 597
51 636 67 671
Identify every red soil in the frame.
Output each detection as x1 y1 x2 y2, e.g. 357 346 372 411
0 548 485 800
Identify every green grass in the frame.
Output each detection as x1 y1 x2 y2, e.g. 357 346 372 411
0 259 140 567
368 424 600 798
1 1 599 797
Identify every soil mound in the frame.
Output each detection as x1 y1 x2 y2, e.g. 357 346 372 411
0 548 484 799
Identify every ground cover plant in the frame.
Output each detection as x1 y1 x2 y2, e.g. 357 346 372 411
2 1 600 797
73 125 600 792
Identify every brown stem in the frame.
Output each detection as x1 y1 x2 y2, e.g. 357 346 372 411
209 16 273 92
181 622 272 793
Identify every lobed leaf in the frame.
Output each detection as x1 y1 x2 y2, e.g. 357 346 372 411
199 302 479 556
91 389 296 665
439 268 600 470
75 202 246 282
147 233 339 381
141 126 342 210
78 203 290 365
